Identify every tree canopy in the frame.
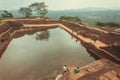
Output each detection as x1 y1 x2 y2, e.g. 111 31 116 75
60 16 82 23
1 10 13 18
96 22 120 28
19 7 32 18
29 2 48 18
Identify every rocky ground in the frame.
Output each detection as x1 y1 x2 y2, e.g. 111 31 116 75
0 18 120 80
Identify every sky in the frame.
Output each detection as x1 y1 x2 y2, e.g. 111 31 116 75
0 0 120 10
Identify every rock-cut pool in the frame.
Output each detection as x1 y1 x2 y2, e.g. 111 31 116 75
0 28 95 80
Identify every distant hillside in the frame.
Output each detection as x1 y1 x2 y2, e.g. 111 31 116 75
0 8 120 24
48 9 120 24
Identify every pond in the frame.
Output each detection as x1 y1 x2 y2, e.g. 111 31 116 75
0 28 95 80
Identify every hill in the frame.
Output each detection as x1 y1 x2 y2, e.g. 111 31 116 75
48 9 120 24
0 8 120 24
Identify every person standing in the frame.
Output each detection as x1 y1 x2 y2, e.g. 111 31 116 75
63 65 67 74
63 65 69 75
93 36 98 43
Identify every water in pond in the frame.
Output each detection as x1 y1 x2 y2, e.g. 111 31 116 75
0 28 95 80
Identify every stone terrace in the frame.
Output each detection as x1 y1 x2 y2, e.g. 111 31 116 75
66 58 120 80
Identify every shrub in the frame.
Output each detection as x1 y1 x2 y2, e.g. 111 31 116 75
106 22 120 27
95 22 120 28
60 16 82 22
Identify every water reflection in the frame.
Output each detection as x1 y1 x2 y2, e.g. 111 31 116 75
27 32 36 35
0 28 95 80
70 35 100 60
35 30 50 41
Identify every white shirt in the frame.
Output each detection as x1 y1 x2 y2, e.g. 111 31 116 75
63 66 67 71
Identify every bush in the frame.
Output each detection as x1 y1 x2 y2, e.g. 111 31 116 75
60 16 82 22
95 22 120 28
95 22 106 26
106 22 120 27
1 10 14 18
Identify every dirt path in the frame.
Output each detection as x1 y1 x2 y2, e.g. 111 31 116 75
58 24 108 48
23 24 58 27
24 24 108 48
85 25 109 33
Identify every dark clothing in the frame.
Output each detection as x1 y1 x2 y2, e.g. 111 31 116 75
93 36 98 42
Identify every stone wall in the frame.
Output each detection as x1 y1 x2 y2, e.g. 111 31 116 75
82 42 120 64
0 36 11 57
60 20 120 45
0 19 120 63
17 19 59 24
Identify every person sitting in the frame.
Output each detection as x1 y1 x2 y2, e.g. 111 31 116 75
74 67 80 73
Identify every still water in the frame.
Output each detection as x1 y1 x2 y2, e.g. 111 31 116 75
0 28 95 80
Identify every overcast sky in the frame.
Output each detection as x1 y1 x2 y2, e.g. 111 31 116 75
0 0 120 10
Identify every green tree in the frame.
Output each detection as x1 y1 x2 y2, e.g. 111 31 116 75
106 22 120 27
60 16 68 20
19 7 32 18
29 2 48 18
60 16 81 22
1 10 13 18
96 22 120 27
35 31 50 41
73 16 81 22
95 22 106 26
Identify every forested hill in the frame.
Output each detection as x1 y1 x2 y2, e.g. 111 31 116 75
48 9 120 24
0 8 120 24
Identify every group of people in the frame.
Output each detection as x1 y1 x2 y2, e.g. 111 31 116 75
63 65 80 75
55 65 80 80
